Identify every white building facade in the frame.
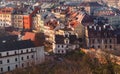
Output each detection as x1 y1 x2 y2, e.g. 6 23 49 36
0 40 45 73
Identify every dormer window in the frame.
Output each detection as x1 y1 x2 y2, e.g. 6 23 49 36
65 38 69 44
65 32 69 37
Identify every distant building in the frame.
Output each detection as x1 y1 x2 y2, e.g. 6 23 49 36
93 7 120 28
12 5 40 30
105 0 119 8
32 13 44 31
85 24 117 50
13 14 24 30
0 7 14 27
0 40 45 73
53 28 79 54
79 2 103 15
93 7 116 16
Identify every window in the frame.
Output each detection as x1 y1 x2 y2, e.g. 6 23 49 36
58 50 60 53
27 56 29 59
21 50 23 53
8 66 10 71
65 38 69 44
110 45 112 49
15 58 17 61
7 52 9 56
58 45 60 48
0 61 2 64
15 51 17 55
97 39 100 43
98 45 100 48
26 49 28 52
31 49 33 52
109 39 112 43
61 45 64 48
92 45 94 48
0 53 1 57
62 50 64 53
7 59 9 63
1 68 3 72
21 57 24 60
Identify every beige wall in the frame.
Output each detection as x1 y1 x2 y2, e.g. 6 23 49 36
32 14 44 31
0 14 12 27
13 14 23 29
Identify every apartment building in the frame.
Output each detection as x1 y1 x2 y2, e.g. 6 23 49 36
0 7 14 27
53 28 79 54
0 40 45 73
85 24 117 50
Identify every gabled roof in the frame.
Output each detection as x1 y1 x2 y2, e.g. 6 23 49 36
81 15 94 26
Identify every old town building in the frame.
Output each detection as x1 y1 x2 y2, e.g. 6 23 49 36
0 40 45 73
0 7 14 27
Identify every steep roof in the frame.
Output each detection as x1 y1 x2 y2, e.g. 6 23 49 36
55 34 78 44
0 40 35 52
55 35 65 44
0 35 18 43
87 25 115 38
81 15 94 26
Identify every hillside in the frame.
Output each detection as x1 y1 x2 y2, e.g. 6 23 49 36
5 50 120 74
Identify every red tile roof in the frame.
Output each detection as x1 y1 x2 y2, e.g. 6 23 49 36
22 32 36 41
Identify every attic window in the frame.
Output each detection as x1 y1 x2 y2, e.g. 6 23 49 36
65 38 69 44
